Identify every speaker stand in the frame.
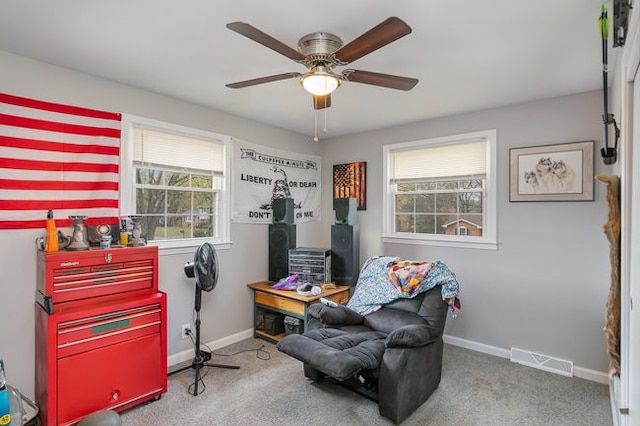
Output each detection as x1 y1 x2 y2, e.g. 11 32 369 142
168 286 240 396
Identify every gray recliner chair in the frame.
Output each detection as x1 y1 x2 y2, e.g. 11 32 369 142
276 285 449 424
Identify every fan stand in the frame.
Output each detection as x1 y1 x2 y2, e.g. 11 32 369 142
169 283 240 396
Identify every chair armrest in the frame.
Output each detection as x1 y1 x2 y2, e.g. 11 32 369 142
385 324 439 348
307 303 364 326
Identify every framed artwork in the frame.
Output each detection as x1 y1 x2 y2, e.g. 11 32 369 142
509 140 594 202
333 161 366 210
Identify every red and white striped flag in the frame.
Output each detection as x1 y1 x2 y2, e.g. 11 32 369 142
0 93 121 229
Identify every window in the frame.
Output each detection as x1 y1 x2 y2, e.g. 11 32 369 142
383 130 497 249
120 115 231 252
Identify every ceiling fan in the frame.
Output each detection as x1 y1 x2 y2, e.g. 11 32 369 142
225 17 419 110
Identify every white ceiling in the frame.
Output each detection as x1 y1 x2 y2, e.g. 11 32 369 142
0 0 609 140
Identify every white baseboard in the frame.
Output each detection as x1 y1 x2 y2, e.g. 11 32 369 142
443 334 609 384
443 334 511 358
574 365 610 384
168 328 254 367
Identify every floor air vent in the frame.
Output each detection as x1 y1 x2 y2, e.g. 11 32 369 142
510 347 573 377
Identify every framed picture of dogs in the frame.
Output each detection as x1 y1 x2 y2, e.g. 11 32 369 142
509 141 594 202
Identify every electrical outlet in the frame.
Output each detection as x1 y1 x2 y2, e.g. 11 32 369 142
181 323 191 339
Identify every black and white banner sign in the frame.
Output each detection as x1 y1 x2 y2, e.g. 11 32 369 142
232 139 321 224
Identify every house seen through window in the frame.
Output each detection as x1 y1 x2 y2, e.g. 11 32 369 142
383 130 496 249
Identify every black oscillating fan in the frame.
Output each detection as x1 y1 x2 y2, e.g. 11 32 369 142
170 242 239 396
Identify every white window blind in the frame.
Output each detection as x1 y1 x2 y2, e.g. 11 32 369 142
389 139 486 180
133 126 224 172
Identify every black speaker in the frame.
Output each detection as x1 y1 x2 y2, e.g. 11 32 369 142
272 198 294 225
331 224 360 286
333 197 357 225
269 223 296 281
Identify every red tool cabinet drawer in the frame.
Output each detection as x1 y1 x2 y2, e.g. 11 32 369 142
35 293 167 425
57 333 164 425
37 246 158 308
57 303 162 358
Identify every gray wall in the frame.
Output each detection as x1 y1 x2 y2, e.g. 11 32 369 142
319 90 611 374
0 50 323 398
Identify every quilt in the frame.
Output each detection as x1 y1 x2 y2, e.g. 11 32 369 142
347 256 461 317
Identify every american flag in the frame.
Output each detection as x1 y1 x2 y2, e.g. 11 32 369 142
333 161 366 210
0 93 121 229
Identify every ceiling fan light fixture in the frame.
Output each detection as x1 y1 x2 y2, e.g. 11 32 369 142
300 66 340 96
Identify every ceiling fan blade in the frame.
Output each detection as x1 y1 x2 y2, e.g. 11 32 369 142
334 17 412 64
313 94 331 110
226 22 306 62
226 72 301 89
342 69 418 91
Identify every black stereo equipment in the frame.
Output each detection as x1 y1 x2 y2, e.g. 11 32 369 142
331 224 360 286
272 197 294 225
289 247 331 284
269 224 296 281
334 197 357 225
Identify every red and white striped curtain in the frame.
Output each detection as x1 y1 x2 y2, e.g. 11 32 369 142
0 93 121 229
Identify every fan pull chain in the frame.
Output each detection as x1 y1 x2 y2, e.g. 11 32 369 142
312 98 329 142
313 109 319 142
324 107 328 134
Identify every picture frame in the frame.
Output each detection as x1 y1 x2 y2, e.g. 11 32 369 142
333 161 366 210
509 140 594 202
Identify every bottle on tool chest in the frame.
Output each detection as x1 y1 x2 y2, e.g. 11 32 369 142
45 209 59 252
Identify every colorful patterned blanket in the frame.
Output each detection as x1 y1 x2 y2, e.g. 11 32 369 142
346 256 461 317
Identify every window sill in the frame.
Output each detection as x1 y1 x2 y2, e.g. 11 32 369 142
148 239 232 256
382 236 498 250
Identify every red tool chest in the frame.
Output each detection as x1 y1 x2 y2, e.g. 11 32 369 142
35 246 167 426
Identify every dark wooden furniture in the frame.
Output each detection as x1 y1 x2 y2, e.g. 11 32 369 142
247 281 350 343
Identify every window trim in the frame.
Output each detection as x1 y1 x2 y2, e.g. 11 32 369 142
120 114 232 255
382 129 498 250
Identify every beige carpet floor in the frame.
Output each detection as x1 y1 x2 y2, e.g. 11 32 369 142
119 338 611 425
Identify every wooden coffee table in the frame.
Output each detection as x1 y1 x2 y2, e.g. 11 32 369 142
247 281 350 343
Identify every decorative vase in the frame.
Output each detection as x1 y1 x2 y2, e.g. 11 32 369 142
65 216 90 251
128 215 146 246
